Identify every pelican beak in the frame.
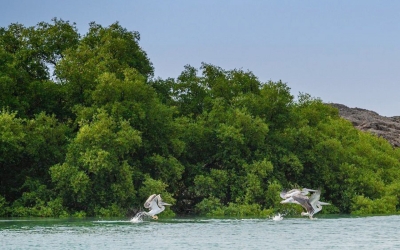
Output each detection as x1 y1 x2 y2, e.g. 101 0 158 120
280 198 292 204
162 202 172 206
305 188 317 192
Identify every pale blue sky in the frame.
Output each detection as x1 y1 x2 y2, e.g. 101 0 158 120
2 0 399 116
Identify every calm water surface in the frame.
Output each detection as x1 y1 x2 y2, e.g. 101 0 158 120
1 215 399 249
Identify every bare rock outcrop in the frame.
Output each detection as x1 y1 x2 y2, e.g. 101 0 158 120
328 103 400 147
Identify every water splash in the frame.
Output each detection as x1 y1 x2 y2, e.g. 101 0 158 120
271 213 284 221
130 212 148 223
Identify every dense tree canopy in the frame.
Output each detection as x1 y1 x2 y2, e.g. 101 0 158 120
1 19 400 217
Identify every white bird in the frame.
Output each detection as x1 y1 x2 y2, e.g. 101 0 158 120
291 190 330 219
143 194 171 220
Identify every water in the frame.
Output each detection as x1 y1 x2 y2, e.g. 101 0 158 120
1 215 399 249
130 211 149 222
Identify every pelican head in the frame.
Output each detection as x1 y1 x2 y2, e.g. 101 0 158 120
301 188 317 195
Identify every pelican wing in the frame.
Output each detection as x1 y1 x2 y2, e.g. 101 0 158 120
144 194 157 208
281 189 301 199
292 195 314 215
281 197 294 204
308 189 321 205
287 189 301 195
155 194 164 208
280 190 288 199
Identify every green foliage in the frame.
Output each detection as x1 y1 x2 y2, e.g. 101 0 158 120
0 110 69 208
242 159 273 204
56 22 153 110
0 19 79 119
194 169 229 200
351 195 397 215
0 195 9 216
147 154 184 190
11 181 68 217
72 211 87 218
2 19 400 218
195 197 223 215
50 109 140 215
0 109 25 165
264 181 283 209
171 64 210 116
95 203 126 217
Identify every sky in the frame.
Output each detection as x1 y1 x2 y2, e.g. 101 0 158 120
2 0 400 116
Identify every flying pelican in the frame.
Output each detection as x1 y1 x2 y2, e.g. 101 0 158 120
280 188 317 200
143 194 171 220
291 190 330 219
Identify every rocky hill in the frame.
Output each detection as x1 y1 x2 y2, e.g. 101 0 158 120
328 103 400 148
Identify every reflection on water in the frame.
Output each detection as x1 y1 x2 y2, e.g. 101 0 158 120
1 215 400 249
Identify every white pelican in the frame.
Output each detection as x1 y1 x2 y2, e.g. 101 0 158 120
143 194 171 220
291 190 330 219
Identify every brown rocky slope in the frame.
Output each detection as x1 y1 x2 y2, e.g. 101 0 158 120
328 103 400 148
